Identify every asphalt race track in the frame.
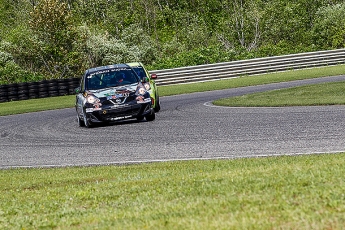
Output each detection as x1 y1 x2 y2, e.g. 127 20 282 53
1 76 345 169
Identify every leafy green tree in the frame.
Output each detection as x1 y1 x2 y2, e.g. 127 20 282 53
2 0 345 84
216 0 264 52
0 0 32 39
312 3 345 49
29 0 76 78
0 42 43 84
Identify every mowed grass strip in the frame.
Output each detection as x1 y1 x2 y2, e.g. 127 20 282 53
214 81 345 107
1 64 345 116
1 154 345 229
0 95 75 116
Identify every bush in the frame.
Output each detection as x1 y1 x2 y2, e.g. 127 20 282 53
148 45 235 70
312 3 345 49
0 62 43 84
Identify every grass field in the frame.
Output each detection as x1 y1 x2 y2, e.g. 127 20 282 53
214 80 345 107
1 154 345 229
1 65 345 229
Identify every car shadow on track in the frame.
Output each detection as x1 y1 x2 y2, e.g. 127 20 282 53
87 119 149 128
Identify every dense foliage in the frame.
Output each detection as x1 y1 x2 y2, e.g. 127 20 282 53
0 0 345 84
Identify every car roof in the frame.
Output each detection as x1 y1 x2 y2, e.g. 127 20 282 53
126 62 144 68
85 63 131 75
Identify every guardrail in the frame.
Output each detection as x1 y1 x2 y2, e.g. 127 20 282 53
0 49 345 102
150 49 345 85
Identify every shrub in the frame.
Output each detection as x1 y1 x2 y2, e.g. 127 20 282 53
312 3 345 49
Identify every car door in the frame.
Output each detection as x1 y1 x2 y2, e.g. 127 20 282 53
75 75 85 115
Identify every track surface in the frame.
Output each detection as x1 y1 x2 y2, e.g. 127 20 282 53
1 76 345 169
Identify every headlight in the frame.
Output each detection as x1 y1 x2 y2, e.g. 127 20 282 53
138 87 146 95
144 83 151 90
86 95 98 104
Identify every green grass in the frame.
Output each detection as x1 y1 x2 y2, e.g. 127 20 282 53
1 154 345 229
0 95 75 116
1 64 345 116
2 65 345 229
214 81 345 107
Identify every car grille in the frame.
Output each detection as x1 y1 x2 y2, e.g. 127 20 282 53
101 95 136 106
102 98 124 105
95 105 142 121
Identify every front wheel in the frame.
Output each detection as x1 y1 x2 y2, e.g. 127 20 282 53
82 110 92 128
137 116 145 121
154 96 161 112
145 111 155 121
77 114 85 127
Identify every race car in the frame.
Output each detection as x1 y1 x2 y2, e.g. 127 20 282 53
75 63 156 128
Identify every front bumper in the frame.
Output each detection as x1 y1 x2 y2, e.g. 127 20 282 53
85 102 152 122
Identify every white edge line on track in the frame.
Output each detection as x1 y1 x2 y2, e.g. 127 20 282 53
2 151 344 169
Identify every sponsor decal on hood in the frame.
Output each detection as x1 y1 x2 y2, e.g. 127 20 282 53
91 84 138 98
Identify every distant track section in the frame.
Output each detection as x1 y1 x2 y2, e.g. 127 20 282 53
151 49 345 85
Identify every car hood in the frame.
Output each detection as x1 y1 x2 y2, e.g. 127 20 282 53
89 84 138 98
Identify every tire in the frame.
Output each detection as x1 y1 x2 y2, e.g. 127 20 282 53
48 85 58 91
7 90 18 96
28 85 39 95
17 82 28 90
7 83 18 92
47 79 57 86
77 113 85 127
28 82 38 90
154 96 161 112
18 95 28 100
58 85 68 90
0 96 8 102
68 80 80 90
137 116 144 121
0 85 8 92
0 91 7 97
68 88 76 95
145 111 156 121
38 93 49 98
58 79 68 90
17 89 29 95
7 84 18 96
38 85 48 94
58 89 68 96
82 109 92 128
8 95 19 101
49 91 59 97
29 93 39 99
28 89 38 94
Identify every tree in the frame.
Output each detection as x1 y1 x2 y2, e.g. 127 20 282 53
217 0 263 52
29 0 76 78
312 3 345 49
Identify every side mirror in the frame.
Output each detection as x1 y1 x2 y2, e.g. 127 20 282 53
74 87 81 94
141 77 150 83
150 74 157 79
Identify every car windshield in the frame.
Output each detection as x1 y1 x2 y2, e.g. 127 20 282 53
85 68 139 90
131 66 147 81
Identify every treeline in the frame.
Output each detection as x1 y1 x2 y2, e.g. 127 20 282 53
0 0 345 84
